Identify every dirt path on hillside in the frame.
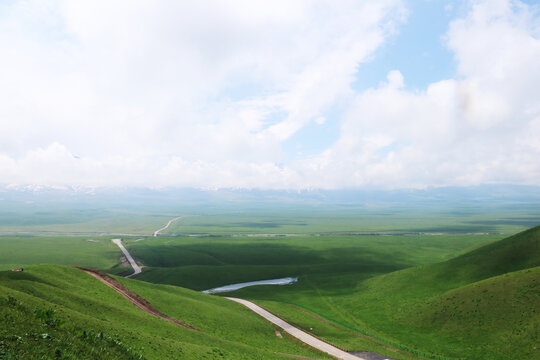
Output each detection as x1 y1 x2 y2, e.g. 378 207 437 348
75 266 198 331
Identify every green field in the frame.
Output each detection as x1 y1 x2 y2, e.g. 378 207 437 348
2 199 540 237
0 209 177 235
226 227 540 360
0 204 538 360
128 233 502 291
160 209 540 236
0 236 122 271
0 265 329 359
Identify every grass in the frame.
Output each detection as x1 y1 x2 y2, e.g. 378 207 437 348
230 226 540 360
128 233 502 291
162 209 540 236
0 205 177 234
0 236 122 271
0 207 538 359
3 203 540 236
0 265 330 359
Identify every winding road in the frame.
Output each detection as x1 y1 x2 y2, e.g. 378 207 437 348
111 234 364 359
112 238 141 277
153 216 184 236
228 297 364 360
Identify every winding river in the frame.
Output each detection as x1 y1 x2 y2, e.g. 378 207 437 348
202 277 298 294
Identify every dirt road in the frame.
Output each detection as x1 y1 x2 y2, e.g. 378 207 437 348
76 267 198 330
227 297 364 360
112 238 141 277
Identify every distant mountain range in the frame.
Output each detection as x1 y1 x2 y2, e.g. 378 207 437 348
1 184 540 209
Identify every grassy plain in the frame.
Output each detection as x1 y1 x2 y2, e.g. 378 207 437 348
0 208 175 234
2 198 540 236
0 236 121 271
162 207 540 236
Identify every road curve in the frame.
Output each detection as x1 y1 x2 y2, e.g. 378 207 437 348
111 236 365 358
227 297 364 360
153 216 183 237
112 239 141 277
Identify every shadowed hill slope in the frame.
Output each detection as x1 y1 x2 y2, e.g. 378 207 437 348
340 225 540 360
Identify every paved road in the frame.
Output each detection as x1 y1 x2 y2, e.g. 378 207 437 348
112 239 141 277
227 297 364 360
153 216 184 237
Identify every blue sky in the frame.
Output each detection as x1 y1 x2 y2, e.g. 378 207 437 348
353 0 459 92
285 0 460 161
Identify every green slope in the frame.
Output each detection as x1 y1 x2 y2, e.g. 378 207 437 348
324 225 540 359
233 226 540 360
0 265 329 360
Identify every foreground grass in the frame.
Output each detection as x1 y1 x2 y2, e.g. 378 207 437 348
0 265 329 359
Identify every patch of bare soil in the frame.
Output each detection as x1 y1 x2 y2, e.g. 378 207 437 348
75 266 198 331
120 255 130 268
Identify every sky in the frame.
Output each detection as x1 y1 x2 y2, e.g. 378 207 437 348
0 0 539 190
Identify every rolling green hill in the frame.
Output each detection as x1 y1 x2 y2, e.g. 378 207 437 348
343 227 540 360
1 224 537 359
0 265 329 360
236 226 540 360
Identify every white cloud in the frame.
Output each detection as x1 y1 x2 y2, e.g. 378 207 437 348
0 0 539 189
0 0 405 188
292 0 540 189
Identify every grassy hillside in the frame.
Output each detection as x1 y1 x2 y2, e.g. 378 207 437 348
234 226 540 360
0 265 329 359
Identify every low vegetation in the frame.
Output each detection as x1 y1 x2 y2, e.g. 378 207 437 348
234 226 540 360
0 208 537 359
0 265 329 359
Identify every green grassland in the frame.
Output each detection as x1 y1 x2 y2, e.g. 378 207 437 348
0 208 177 235
0 204 538 360
0 236 122 271
129 233 502 291
163 208 540 236
229 226 540 360
2 201 540 236
0 265 329 359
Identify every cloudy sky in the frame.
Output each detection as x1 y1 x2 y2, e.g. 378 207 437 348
1 0 539 189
